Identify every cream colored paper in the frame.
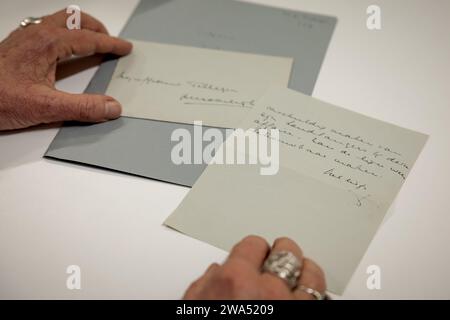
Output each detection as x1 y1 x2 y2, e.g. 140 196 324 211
105 40 293 128
164 88 428 294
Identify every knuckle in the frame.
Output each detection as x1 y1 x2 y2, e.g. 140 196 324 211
35 28 56 44
315 265 326 280
72 29 89 42
76 97 102 121
206 263 220 273
262 282 288 299
306 258 326 279
274 237 303 255
242 235 267 246
274 236 293 244
35 28 60 54
35 27 52 39
233 235 268 254
33 92 60 122
217 265 243 293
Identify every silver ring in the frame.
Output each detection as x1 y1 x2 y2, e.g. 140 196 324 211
297 285 327 300
262 251 301 290
20 17 43 28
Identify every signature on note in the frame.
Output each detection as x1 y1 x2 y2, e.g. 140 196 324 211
251 105 412 203
347 190 372 207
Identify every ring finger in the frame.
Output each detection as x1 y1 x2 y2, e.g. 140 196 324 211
261 237 304 292
293 258 327 300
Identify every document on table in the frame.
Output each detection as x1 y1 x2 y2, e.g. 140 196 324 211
164 88 428 294
47 0 336 187
105 40 293 128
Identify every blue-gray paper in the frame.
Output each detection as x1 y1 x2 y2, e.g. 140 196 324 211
45 0 337 187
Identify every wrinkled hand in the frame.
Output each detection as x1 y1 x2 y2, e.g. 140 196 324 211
184 236 327 300
0 9 132 131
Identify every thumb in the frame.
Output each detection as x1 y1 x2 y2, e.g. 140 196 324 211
40 89 122 123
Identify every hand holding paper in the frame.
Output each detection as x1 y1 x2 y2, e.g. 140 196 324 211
106 40 293 128
165 88 428 294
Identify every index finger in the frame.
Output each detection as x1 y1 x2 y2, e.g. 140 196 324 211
225 235 270 269
43 8 109 34
57 29 132 59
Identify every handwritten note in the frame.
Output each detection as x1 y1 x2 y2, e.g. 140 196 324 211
250 100 422 209
105 40 293 128
164 88 428 294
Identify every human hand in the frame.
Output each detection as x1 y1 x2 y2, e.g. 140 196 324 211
184 236 327 300
0 9 132 131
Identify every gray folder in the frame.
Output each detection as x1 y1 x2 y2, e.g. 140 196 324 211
45 0 337 187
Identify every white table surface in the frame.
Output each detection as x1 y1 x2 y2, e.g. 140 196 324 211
1 0 449 299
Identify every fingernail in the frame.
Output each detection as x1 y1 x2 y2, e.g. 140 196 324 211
105 100 122 119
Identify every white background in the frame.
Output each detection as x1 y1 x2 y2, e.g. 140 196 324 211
0 0 449 299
